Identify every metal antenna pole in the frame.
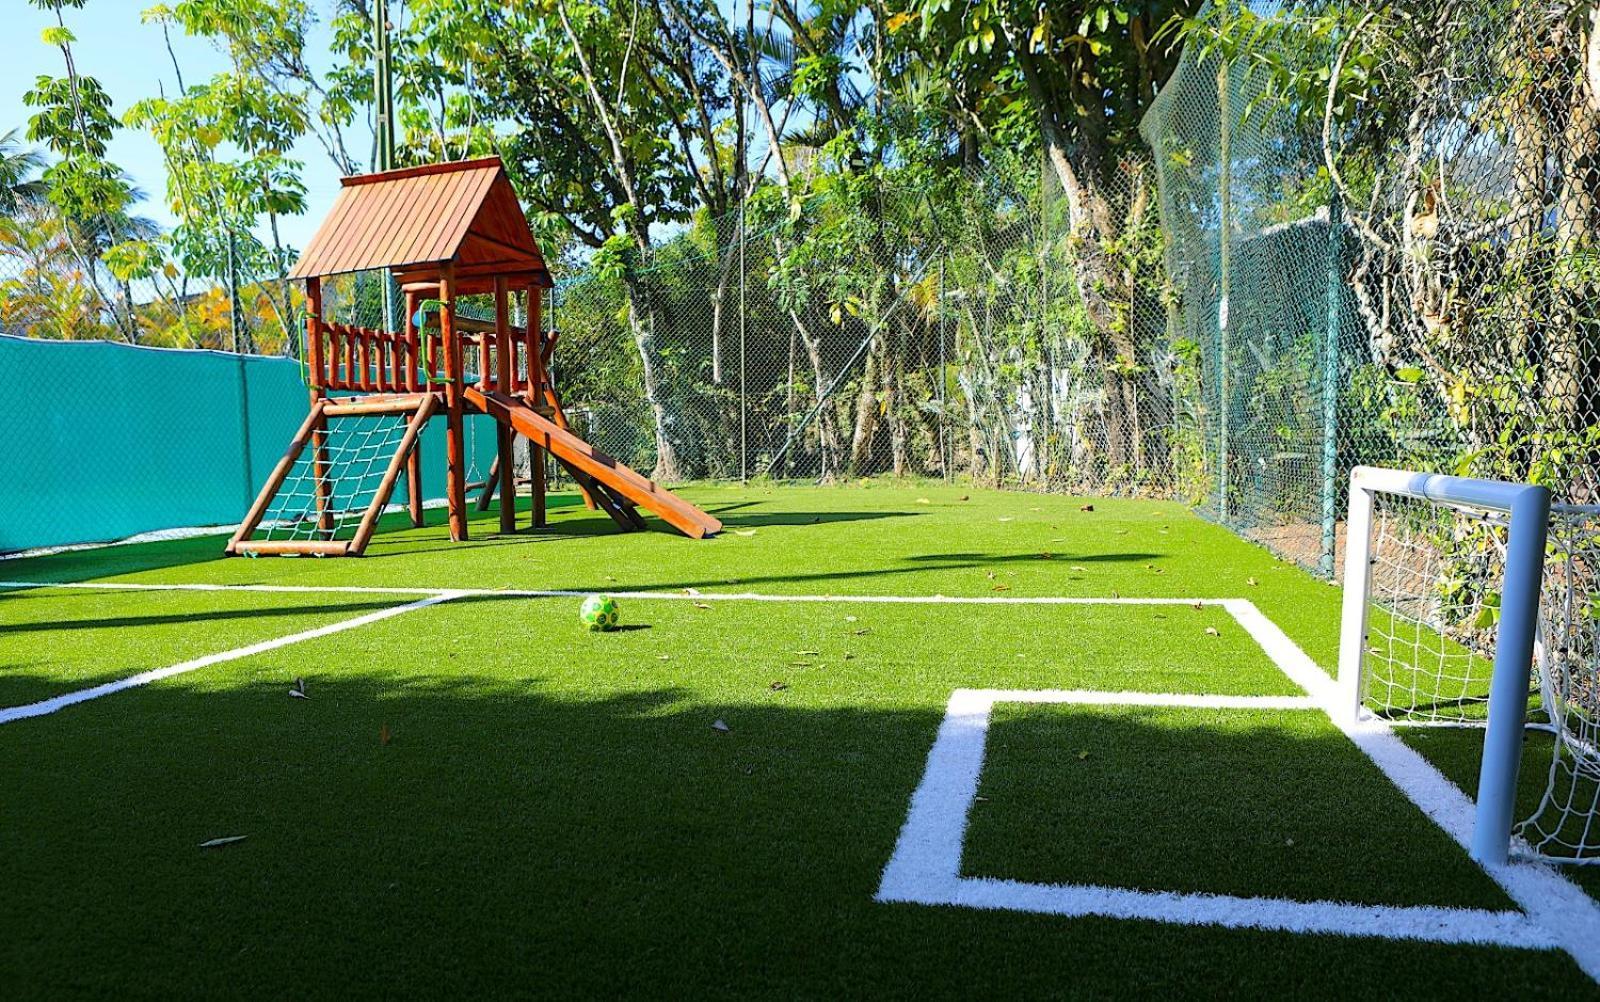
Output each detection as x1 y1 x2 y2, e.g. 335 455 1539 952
374 0 401 332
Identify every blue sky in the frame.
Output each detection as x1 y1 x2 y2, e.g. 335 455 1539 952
4 3 357 249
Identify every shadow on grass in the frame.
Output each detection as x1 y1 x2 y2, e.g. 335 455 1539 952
0 599 400 636
0 673 1585 998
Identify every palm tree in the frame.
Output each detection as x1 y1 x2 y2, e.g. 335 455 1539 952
0 128 47 214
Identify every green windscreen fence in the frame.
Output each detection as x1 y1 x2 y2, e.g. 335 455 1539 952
0 335 494 553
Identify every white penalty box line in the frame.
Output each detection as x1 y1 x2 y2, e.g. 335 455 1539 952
877 599 1600 982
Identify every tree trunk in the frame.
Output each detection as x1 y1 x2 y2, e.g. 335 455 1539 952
790 309 840 479
623 275 682 481
848 332 882 475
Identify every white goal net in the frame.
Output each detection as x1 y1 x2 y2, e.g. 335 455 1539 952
1517 508 1600 863
1354 492 1512 726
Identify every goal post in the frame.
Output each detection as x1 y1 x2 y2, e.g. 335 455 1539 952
1337 466 1551 865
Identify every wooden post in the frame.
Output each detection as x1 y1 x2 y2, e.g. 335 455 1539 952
527 284 547 528
404 290 424 527
441 263 468 541
306 277 335 534
306 277 326 391
494 276 517 533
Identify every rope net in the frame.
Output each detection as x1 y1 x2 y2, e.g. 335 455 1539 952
249 413 412 549
1358 492 1512 726
1519 509 1600 862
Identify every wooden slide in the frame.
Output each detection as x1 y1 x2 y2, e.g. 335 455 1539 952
465 387 722 539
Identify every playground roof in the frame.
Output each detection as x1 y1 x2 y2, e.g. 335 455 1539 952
287 157 551 288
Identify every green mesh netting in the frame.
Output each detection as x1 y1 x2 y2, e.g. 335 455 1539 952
0 334 494 552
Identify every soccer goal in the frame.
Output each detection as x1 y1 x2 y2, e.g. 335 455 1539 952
1337 466 1559 866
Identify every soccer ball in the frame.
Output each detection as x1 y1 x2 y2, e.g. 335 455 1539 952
580 594 620 632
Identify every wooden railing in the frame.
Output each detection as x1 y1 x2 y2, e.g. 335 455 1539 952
312 322 546 396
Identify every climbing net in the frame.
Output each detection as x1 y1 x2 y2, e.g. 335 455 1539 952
251 414 413 548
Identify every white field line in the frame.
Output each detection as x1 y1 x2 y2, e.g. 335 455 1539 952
876 687 1552 950
1221 598 1600 981
0 591 466 726
0 579 1229 606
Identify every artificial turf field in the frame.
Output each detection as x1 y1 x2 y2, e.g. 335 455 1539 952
2 483 1598 998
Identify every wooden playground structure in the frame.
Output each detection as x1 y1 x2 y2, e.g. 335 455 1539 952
227 157 721 557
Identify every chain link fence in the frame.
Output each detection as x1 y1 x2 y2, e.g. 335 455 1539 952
549 155 1177 497
1146 0 1600 575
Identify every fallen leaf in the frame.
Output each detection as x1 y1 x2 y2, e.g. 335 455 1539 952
199 836 247 849
1205 627 1220 637
657 654 671 660
997 517 1014 522
1246 577 1259 586
734 530 756 537
769 681 788 691
845 615 858 623
380 723 392 745
1037 552 1054 560
916 497 931 505
851 628 871 636
1077 750 1090 761
693 602 712 610
1071 565 1088 572
712 719 731 733
796 650 820 656
991 584 1011 592
1080 504 1095 512
958 495 970 501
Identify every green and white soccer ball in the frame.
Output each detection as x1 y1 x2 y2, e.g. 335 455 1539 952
580 594 620 632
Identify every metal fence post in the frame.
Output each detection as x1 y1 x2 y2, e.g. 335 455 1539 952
739 195 748 484
1319 194 1344 578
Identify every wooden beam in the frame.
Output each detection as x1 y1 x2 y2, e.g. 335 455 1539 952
442 262 468 541
404 289 424 527
494 275 517 533
322 394 431 417
305 276 326 391
233 539 352 557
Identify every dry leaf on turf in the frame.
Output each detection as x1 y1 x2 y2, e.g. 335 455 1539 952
1080 504 1095 512
693 602 712 610
1205 627 1220 637
769 681 788 691
711 719 731 733
734 530 756 537
1071 566 1088 572
1247 577 1258 586
916 498 931 504
199 836 247 849
380 723 392 745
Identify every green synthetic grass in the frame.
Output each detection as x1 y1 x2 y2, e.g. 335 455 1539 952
965 703 1509 910
1 483 1595 997
0 586 404 705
